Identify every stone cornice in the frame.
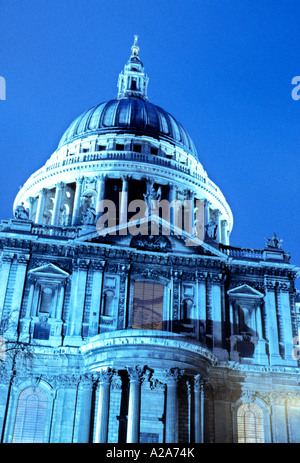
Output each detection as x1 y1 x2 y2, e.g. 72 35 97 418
0 231 298 280
80 329 217 367
216 360 300 376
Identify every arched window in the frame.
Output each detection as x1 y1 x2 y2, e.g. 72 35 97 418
12 386 48 443
237 403 264 443
132 281 164 330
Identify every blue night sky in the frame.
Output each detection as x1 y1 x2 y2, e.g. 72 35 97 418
0 1 299 285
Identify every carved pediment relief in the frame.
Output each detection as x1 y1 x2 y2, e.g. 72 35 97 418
130 234 172 252
28 263 69 280
227 284 264 299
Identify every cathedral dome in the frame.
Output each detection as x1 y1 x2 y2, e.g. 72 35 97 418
57 98 198 158
13 36 233 240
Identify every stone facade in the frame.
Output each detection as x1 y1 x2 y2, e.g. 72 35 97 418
0 38 299 443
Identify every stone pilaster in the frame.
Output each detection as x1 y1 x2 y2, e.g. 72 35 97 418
73 374 94 443
264 279 281 363
65 259 89 343
0 252 14 322
205 275 213 349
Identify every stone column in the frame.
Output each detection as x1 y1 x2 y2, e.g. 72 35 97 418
184 190 195 235
96 174 106 217
95 369 114 443
72 176 84 226
215 210 222 243
221 220 228 245
27 197 35 220
52 182 65 226
35 188 47 223
164 368 183 443
168 183 177 227
203 199 211 228
194 375 204 443
126 366 144 443
119 175 130 230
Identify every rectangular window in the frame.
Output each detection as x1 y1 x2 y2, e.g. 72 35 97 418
133 144 142 153
33 323 50 340
131 79 137 90
116 144 124 151
132 281 164 330
96 144 106 151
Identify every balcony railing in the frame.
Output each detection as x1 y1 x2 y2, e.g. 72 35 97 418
31 224 79 239
219 244 264 260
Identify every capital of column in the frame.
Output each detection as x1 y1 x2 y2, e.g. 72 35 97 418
194 374 204 392
121 174 131 183
74 258 90 270
90 259 106 271
126 365 145 382
163 367 184 385
16 254 30 265
78 373 94 390
96 368 114 385
2 252 15 264
55 181 65 190
185 189 196 200
39 187 48 196
75 175 85 185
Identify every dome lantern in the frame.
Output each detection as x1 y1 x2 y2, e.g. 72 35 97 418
117 35 149 101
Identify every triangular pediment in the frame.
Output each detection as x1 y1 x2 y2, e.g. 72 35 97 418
227 284 264 298
29 263 69 278
73 215 227 258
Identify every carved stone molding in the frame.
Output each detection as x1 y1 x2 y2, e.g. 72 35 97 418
163 367 184 385
110 372 122 391
1 252 15 264
126 365 145 382
90 260 106 271
78 373 94 390
16 254 30 265
95 368 114 385
55 374 81 388
194 374 204 392
150 378 166 392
